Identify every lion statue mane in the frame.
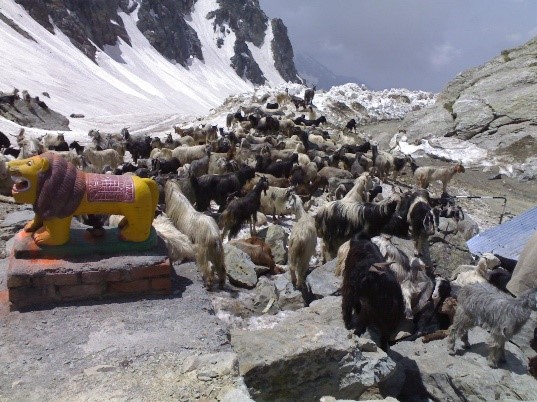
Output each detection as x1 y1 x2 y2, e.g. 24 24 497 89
8 152 158 246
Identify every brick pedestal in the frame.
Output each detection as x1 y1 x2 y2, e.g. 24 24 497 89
7 228 171 310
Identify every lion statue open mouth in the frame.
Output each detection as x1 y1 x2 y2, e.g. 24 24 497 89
7 152 159 246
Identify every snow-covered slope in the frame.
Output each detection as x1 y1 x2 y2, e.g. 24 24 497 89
0 0 287 119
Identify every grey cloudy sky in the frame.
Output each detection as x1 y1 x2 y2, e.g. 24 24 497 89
259 0 537 92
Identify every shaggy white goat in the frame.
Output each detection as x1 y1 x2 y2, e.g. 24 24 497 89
451 253 501 295
171 144 211 165
48 149 83 168
164 180 226 290
341 172 374 203
448 282 537 368
287 194 317 290
150 147 174 160
40 132 65 150
414 163 465 192
259 186 295 220
83 147 123 172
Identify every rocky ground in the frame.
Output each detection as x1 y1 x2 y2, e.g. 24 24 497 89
1 117 537 401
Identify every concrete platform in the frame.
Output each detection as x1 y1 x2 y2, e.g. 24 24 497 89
7 228 171 310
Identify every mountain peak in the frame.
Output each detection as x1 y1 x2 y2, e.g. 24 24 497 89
1 0 301 118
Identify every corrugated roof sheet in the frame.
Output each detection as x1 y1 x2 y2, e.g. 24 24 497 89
467 206 537 260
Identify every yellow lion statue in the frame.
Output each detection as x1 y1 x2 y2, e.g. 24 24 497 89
7 152 159 246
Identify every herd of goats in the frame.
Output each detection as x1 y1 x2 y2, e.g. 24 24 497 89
0 88 536 375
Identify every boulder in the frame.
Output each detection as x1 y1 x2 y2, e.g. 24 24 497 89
231 296 398 401
306 259 341 299
273 272 305 311
264 225 288 265
252 277 280 315
402 37 537 168
224 245 258 289
390 327 537 401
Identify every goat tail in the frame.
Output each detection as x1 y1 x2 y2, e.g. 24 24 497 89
228 222 243 240
142 178 159 217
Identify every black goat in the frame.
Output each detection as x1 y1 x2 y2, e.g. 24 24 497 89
493 254 517 272
290 165 307 186
260 153 299 178
368 185 383 202
190 154 210 177
0 93 18 106
266 102 279 110
122 128 151 163
153 157 181 175
302 116 327 127
341 142 371 154
256 115 280 131
69 140 85 155
226 111 247 127
304 85 316 106
430 192 465 227
345 118 357 132
0 131 10 149
342 231 405 351
35 96 48 109
48 141 69 151
293 114 307 125
191 166 255 212
315 195 401 262
219 176 269 240
114 162 138 175
291 96 306 110
2 146 20 158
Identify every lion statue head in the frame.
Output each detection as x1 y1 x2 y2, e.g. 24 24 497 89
8 152 86 219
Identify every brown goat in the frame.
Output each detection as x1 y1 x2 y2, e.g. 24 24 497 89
229 237 282 274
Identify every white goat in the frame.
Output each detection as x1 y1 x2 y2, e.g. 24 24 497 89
40 132 65 150
414 163 465 192
48 149 83 168
164 180 226 290
150 147 174 160
451 253 501 295
83 147 123 172
259 186 295 220
287 194 317 289
171 144 210 165
18 138 42 159
341 172 374 203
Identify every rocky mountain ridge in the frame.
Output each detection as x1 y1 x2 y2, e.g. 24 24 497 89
401 36 537 170
13 0 299 87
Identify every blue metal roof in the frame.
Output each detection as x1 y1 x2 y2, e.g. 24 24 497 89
467 206 537 260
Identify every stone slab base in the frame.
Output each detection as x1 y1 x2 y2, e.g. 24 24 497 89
7 230 171 310
12 227 158 259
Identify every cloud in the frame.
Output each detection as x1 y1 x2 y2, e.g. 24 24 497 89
430 44 462 69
